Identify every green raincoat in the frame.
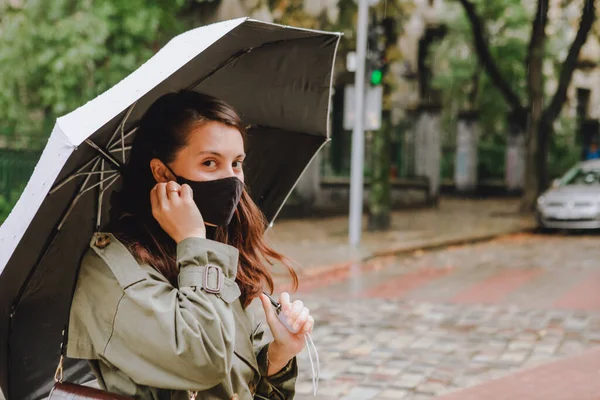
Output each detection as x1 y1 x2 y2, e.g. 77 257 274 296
67 233 297 399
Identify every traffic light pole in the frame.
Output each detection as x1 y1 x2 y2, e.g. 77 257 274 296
349 0 369 246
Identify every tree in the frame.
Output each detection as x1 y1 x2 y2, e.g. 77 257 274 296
430 0 530 181
456 0 597 210
366 1 412 231
431 0 529 136
0 0 187 145
368 17 400 230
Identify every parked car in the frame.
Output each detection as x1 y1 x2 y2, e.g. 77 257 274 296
537 159 600 230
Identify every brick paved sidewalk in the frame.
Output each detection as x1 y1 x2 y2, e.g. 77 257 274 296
267 198 535 289
437 346 600 400
283 234 600 399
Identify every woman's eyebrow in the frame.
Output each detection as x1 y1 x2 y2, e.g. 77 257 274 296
196 151 246 158
197 150 222 157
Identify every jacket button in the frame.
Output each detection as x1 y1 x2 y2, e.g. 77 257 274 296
248 380 256 394
94 234 111 249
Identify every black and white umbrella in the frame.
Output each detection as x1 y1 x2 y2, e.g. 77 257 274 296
0 18 340 399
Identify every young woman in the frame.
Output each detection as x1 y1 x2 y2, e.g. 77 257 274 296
67 91 313 399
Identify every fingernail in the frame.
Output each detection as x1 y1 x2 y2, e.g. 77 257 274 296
287 318 293 326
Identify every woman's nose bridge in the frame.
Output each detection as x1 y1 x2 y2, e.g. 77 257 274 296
219 163 236 179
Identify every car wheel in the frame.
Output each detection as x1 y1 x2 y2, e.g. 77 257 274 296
536 225 556 234
535 217 554 234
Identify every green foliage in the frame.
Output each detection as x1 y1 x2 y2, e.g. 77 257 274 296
549 116 581 179
430 0 530 141
0 183 27 225
368 110 392 229
0 0 191 218
431 0 585 187
477 134 506 181
0 0 188 140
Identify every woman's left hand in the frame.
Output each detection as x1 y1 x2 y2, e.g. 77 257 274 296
259 292 314 375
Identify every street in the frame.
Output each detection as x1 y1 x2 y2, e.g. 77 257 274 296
287 233 600 399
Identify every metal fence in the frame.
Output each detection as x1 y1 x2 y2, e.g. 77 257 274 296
321 120 419 180
0 149 41 198
441 142 506 182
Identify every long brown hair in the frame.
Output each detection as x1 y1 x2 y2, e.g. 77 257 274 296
108 91 297 306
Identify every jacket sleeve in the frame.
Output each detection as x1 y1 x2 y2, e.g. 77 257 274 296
83 236 241 391
252 322 298 399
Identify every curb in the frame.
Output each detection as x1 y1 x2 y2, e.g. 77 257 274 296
367 226 537 260
276 225 537 292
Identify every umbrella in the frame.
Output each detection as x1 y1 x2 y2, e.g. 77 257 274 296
0 17 340 399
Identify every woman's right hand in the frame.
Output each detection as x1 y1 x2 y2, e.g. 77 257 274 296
151 181 206 243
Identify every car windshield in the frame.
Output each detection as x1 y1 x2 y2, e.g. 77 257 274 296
559 166 600 186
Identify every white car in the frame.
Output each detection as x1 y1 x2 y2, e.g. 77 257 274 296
536 159 600 230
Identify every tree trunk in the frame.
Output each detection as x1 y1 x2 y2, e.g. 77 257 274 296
537 119 551 191
522 114 552 214
521 116 542 212
368 17 397 231
520 0 548 212
368 109 392 230
459 0 596 212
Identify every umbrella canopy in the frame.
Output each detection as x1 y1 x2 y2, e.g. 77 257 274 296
0 18 340 399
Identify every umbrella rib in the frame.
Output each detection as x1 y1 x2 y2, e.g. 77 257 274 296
187 48 252 91
58 173 119 231
108 127 137 150
97 159 106 229
56 158 101 230
121 102 136 163
96 158 121 229
51 110 133 196
85 139 123 170
49 155 102 194
77 173 119 196
110 145 132 153
98 174 120 228
49 169 120 195
104 102 137 162
56 161 120 232
187 40 293 92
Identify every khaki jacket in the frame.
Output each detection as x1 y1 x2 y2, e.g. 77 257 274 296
67 233 297 400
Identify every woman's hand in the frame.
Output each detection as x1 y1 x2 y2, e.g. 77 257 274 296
259 292 314 376
150 181 206 243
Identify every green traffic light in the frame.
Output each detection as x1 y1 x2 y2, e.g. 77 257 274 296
370 69 383 85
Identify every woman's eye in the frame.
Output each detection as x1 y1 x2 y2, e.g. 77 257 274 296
203 160 217 167
233 161 243 169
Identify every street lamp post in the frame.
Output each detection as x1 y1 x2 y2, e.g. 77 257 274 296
349 0 370 246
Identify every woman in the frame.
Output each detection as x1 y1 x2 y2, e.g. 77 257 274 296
67 91 313 400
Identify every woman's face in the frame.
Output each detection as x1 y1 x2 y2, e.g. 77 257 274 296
156 121 245 184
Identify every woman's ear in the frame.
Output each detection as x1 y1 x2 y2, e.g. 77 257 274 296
149 158 173 183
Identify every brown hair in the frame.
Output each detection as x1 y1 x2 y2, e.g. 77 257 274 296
108 91 297 306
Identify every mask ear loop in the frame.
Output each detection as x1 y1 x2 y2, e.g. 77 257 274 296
304 332 320 396
264 292 320 396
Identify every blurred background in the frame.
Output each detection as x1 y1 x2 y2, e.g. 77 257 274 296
1 0 600 221
1 0 600 399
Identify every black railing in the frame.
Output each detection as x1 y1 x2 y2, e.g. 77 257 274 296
0 148 42 198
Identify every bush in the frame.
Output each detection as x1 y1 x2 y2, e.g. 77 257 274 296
0 184 26 225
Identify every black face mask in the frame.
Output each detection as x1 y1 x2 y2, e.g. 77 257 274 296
165 167 244 226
